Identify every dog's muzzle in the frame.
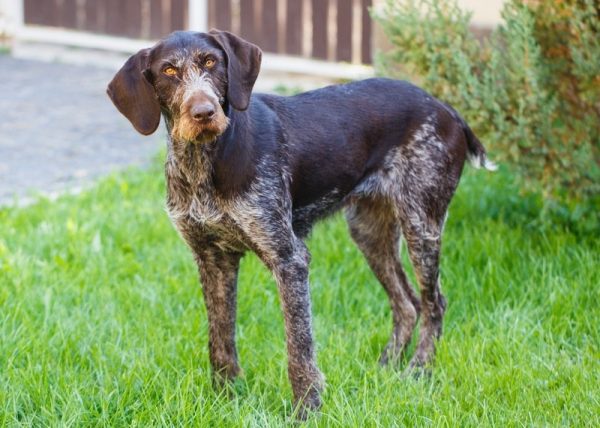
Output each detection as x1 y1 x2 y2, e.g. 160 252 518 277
171 92 229 143
190 101 216 122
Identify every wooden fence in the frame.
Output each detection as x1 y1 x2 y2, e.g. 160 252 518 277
23 0 372 64
23 0 188 40
209 0 372 64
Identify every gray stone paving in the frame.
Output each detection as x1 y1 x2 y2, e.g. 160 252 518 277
0 54 165 206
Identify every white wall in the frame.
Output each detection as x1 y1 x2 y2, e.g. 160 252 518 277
458 0 505 27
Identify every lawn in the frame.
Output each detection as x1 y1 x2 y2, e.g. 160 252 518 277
1 154 598 426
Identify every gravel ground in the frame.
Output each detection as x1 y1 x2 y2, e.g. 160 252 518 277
0 54 164 206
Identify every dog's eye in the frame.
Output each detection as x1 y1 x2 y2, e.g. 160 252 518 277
163 66 178 76
204 58 216 68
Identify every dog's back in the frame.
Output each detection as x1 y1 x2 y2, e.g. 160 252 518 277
249 78 485 233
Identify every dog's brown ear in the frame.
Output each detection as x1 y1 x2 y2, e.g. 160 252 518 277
107 48 160 135
209 29 262 111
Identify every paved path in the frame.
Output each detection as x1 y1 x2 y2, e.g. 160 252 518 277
0 55 164 205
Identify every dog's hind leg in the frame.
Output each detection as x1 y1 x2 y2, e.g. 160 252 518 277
346 196 420 365
396 193 449 372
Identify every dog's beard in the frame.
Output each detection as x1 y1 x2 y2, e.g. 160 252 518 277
171 110 230 143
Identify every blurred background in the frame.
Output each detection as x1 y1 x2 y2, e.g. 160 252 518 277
0 0 504 205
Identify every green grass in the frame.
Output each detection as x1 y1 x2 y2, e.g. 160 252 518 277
1 155 598 426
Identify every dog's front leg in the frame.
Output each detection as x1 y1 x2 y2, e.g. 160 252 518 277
194 247 243 384
268 239 324 418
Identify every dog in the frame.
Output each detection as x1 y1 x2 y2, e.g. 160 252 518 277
107 29 495 418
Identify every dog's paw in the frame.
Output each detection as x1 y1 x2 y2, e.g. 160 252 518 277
379 346 405 368
212 375 247 400
378 334 412 368
293 392 322 421
403 360 433 380
291 369 325 421
211 365 244 394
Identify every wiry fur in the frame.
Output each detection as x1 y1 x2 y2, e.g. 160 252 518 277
107 30 495 419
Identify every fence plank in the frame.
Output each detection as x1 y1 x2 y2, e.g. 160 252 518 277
311 0 328 60
285 0 303 55
23 0 40 25
126 0 143 38
213 0 232 32
361 0 372 63
24 0 55 26
149 0 163 38
240 0 258 45
336 0 352 61
60 0 78 29
261 0 278 52
84 0 102 33
171 0 188 32
105 0 126 37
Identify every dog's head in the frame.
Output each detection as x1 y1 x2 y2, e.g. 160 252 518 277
107 30 262 143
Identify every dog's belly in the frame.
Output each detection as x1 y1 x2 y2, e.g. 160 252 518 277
291 187 348 237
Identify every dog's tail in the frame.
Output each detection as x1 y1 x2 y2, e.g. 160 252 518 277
462 121 497 171
442 102 497 171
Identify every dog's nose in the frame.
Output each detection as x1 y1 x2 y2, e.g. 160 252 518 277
191 102 215 121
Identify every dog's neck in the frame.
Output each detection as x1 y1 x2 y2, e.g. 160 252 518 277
166 133 217 187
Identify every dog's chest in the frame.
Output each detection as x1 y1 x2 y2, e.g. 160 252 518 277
165 165 250 252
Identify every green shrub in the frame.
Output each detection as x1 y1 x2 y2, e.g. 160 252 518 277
373 0 599 231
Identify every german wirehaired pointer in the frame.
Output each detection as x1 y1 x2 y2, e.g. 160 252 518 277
107 30 495 418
